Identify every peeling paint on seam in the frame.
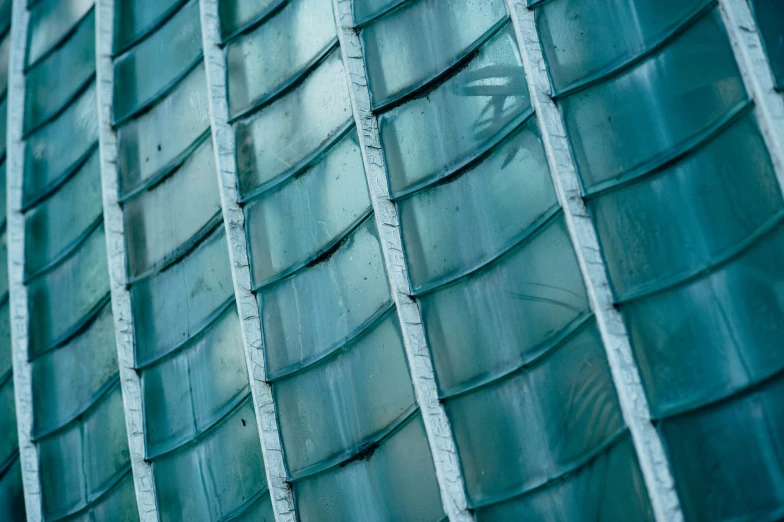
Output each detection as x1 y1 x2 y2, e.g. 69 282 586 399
502 2 685 521
330 1 474 520
95 1 162 520
198 1 297 520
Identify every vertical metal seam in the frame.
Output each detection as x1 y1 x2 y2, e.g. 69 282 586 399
6 1 42 519
197 1 297 520
502 2 685 521
717 0 784 194
94 1 161 520
330 1 474 520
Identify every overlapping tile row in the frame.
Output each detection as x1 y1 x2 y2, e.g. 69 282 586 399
342 0 657 519
108 0 272 519
217 0 445 518
530 0 784 520
0 2 25 518
9 0 138 519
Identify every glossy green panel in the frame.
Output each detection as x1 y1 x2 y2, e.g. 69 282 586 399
535 0 706 92
0 231 7 298
245 128 370 287
623 222 784 418
226 0 336 118
24 8 95 134
38 385 129 520
0 378 18 466
90 474 140 522
0 163 6 225
228 493 275 522
130 227 234 365
476 434 654 521
750 0 784 90
360 0 507 108
591 112 782 300
397 118 555 291
31 302 117 439
446 322 623 505
116 63 209 194
23 83 97 205
294 414 445 522
420 214 589 393
219 0 280 39
661 376 784 522
0 97 7 160
0 33 10 96
114 0 183 53
142 306 248 458
275 312 415 476
24 150 102 278
379 22 530 195
27 223 109 357
260 217 390 377
152 400 267 522
561 10 746 188
0 457 26 522
234 48 351 195
124 137 220 277
26 0 93 67
0 302 10 377
112 0 201 124
352 0 403 26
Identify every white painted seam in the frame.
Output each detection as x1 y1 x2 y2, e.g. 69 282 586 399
6 1 43 520
330 2 474 520
198 2 296 520
503 2 684 521
95 1 160 520
718 0 784 195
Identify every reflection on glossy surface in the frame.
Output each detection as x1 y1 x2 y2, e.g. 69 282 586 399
379 22 530 195
447 322 623 504
398 119 554 290
361 0 507 107
624 222 784 418
420 215 588 393
476 434 653 521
